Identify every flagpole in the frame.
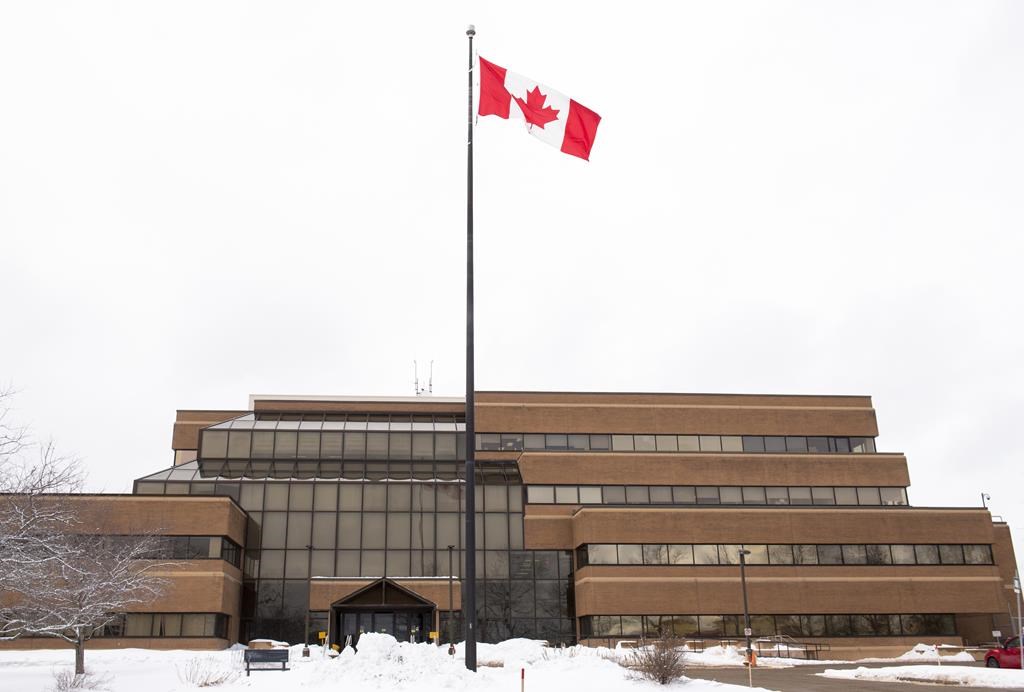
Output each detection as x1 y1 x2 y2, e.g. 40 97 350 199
464 23 479 673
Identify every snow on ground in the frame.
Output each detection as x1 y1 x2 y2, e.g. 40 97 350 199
0 635 777 692
855 642 977 663
820 665 1024 688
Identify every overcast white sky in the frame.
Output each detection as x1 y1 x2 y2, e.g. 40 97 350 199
1 2 1022 563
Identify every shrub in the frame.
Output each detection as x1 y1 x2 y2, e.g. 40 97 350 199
176 657 239 688
626 637 686 685
51 670 109 692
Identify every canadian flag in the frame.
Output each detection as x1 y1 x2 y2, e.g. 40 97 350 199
478 57 601 161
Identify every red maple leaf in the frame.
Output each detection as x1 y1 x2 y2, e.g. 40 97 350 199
513 86 560 128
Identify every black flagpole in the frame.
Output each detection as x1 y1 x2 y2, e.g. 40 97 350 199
464 23 478 672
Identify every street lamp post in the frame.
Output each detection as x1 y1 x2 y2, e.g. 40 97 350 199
738 549 753 666
448 545 456 656
981 493 990 508
303 544 313 657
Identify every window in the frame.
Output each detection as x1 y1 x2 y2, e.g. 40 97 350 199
817 545 843 565
528 486 554 504
649 486 672 503
611 435 634 451
806 437 829 453
696 487 719 504
744 545 769 564
588 545 617 565
693 545 718 564
603 486 626 503
721 436 743 452
742 436 765 452
567 434 589 451
866 545 892 564
579 487 602 504
788 487 812 505
719 487 742 504
964 544 993 565
794 545 818 565
834 488 858 505
765 487 789 505
655 435 677 452
841 545 867 564
811 487 835 505
939 545 965 564
668 544 693 564
672 486 696 504
785 436 807 452
555 486 578 504
625 486 650 504
200 431 228 459
768 544 794 564
698 435 722 452
677 436 700 451
890 544 916 564
617 544 643 564
914 545 940 564
880 488 908 506
589 434 611 450
742 487 766 505
634 435 656 452
857 487 881 505
764 436 786 452
718 545 743 565
545 434 568 450
643 544 668 565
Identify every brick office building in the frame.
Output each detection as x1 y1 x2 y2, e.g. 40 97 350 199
5 392 1018 658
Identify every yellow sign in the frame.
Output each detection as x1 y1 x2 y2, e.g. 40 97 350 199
318 631 327 640
429 631 439 639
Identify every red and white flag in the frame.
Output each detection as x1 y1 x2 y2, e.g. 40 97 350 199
478 56 601 161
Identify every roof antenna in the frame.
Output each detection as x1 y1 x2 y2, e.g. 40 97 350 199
414 360 434 396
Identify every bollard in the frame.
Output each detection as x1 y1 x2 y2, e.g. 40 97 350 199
521 667 525 692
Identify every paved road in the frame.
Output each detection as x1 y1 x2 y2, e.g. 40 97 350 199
682 661 998 691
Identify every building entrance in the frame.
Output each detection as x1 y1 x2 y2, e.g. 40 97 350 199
332 579 435 646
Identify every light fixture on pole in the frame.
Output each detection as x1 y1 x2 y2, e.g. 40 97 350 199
448 545 456 657
981 493 991 509
303 543 313 657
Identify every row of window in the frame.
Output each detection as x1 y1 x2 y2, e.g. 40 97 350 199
211 412 465 430
97 613 228 638
528 485 909 507
199 429 878 462
123 536 241 568
478 433 877 454
576 543 995 567
580 613 957 639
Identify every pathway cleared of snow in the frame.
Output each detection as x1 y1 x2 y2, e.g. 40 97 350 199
0 635 777 692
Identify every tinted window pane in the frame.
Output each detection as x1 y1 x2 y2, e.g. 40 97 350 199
866 545 892 564
693 545 718 564
768 544 794 564
649 486 672 503
834 488 858 505
200 431 228 459
890 544 916 564
745 545 769 564
696 486 719 504
589 434 611 450
274 431 297 458
794 545 818 564
528 486 554 504
654 435 677 452
603 486 626 504
857 487 881 505
626 486 650 504
720 487 742 504
555 486 578 504
764 436 786 452
880 488 908 506
672 486 696 504
742 436 765 452
579 487 602 504
789 487 812 505
766 487 789 505
939 544 965 564
721 436 743 452
545 434 568 450
841 544 867 564
588 545 617 565
964 544 992 564
718 545 743 565
915 544 940 564
668 545 694 564
806 437 829 453
742 486 766 504
785 436 807 452
817 545 843 565
611 435 634 451
811 487 835 505
642 544 668 565
698 435 721 452
634 435 656 452
617 544 643 564
677 435 700 451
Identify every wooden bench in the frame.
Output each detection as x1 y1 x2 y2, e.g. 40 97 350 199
243 648 289 676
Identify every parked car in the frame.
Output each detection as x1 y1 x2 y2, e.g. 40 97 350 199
985 636 1021 668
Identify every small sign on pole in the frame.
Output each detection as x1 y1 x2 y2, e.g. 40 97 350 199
429 630 439 640
992 630 1002 639
743 628 752 637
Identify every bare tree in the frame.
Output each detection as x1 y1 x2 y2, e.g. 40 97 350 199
0 389 168 674
3 533 168 674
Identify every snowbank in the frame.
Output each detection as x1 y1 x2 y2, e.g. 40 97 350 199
820 665 1024 688
0 635 779 692
856 642 976 663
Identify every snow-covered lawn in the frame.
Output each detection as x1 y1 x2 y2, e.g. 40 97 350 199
0 635 777 692
820 664 1024 688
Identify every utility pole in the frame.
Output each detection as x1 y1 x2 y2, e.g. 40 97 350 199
738 548 753 687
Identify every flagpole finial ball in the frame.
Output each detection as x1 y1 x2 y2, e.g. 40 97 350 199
466 25 475 37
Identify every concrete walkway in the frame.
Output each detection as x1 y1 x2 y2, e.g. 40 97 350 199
682 661 999 691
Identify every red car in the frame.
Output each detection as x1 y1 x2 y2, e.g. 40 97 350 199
985 636 1022 668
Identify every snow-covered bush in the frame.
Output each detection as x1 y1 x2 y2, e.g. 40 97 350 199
176 657 238 687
